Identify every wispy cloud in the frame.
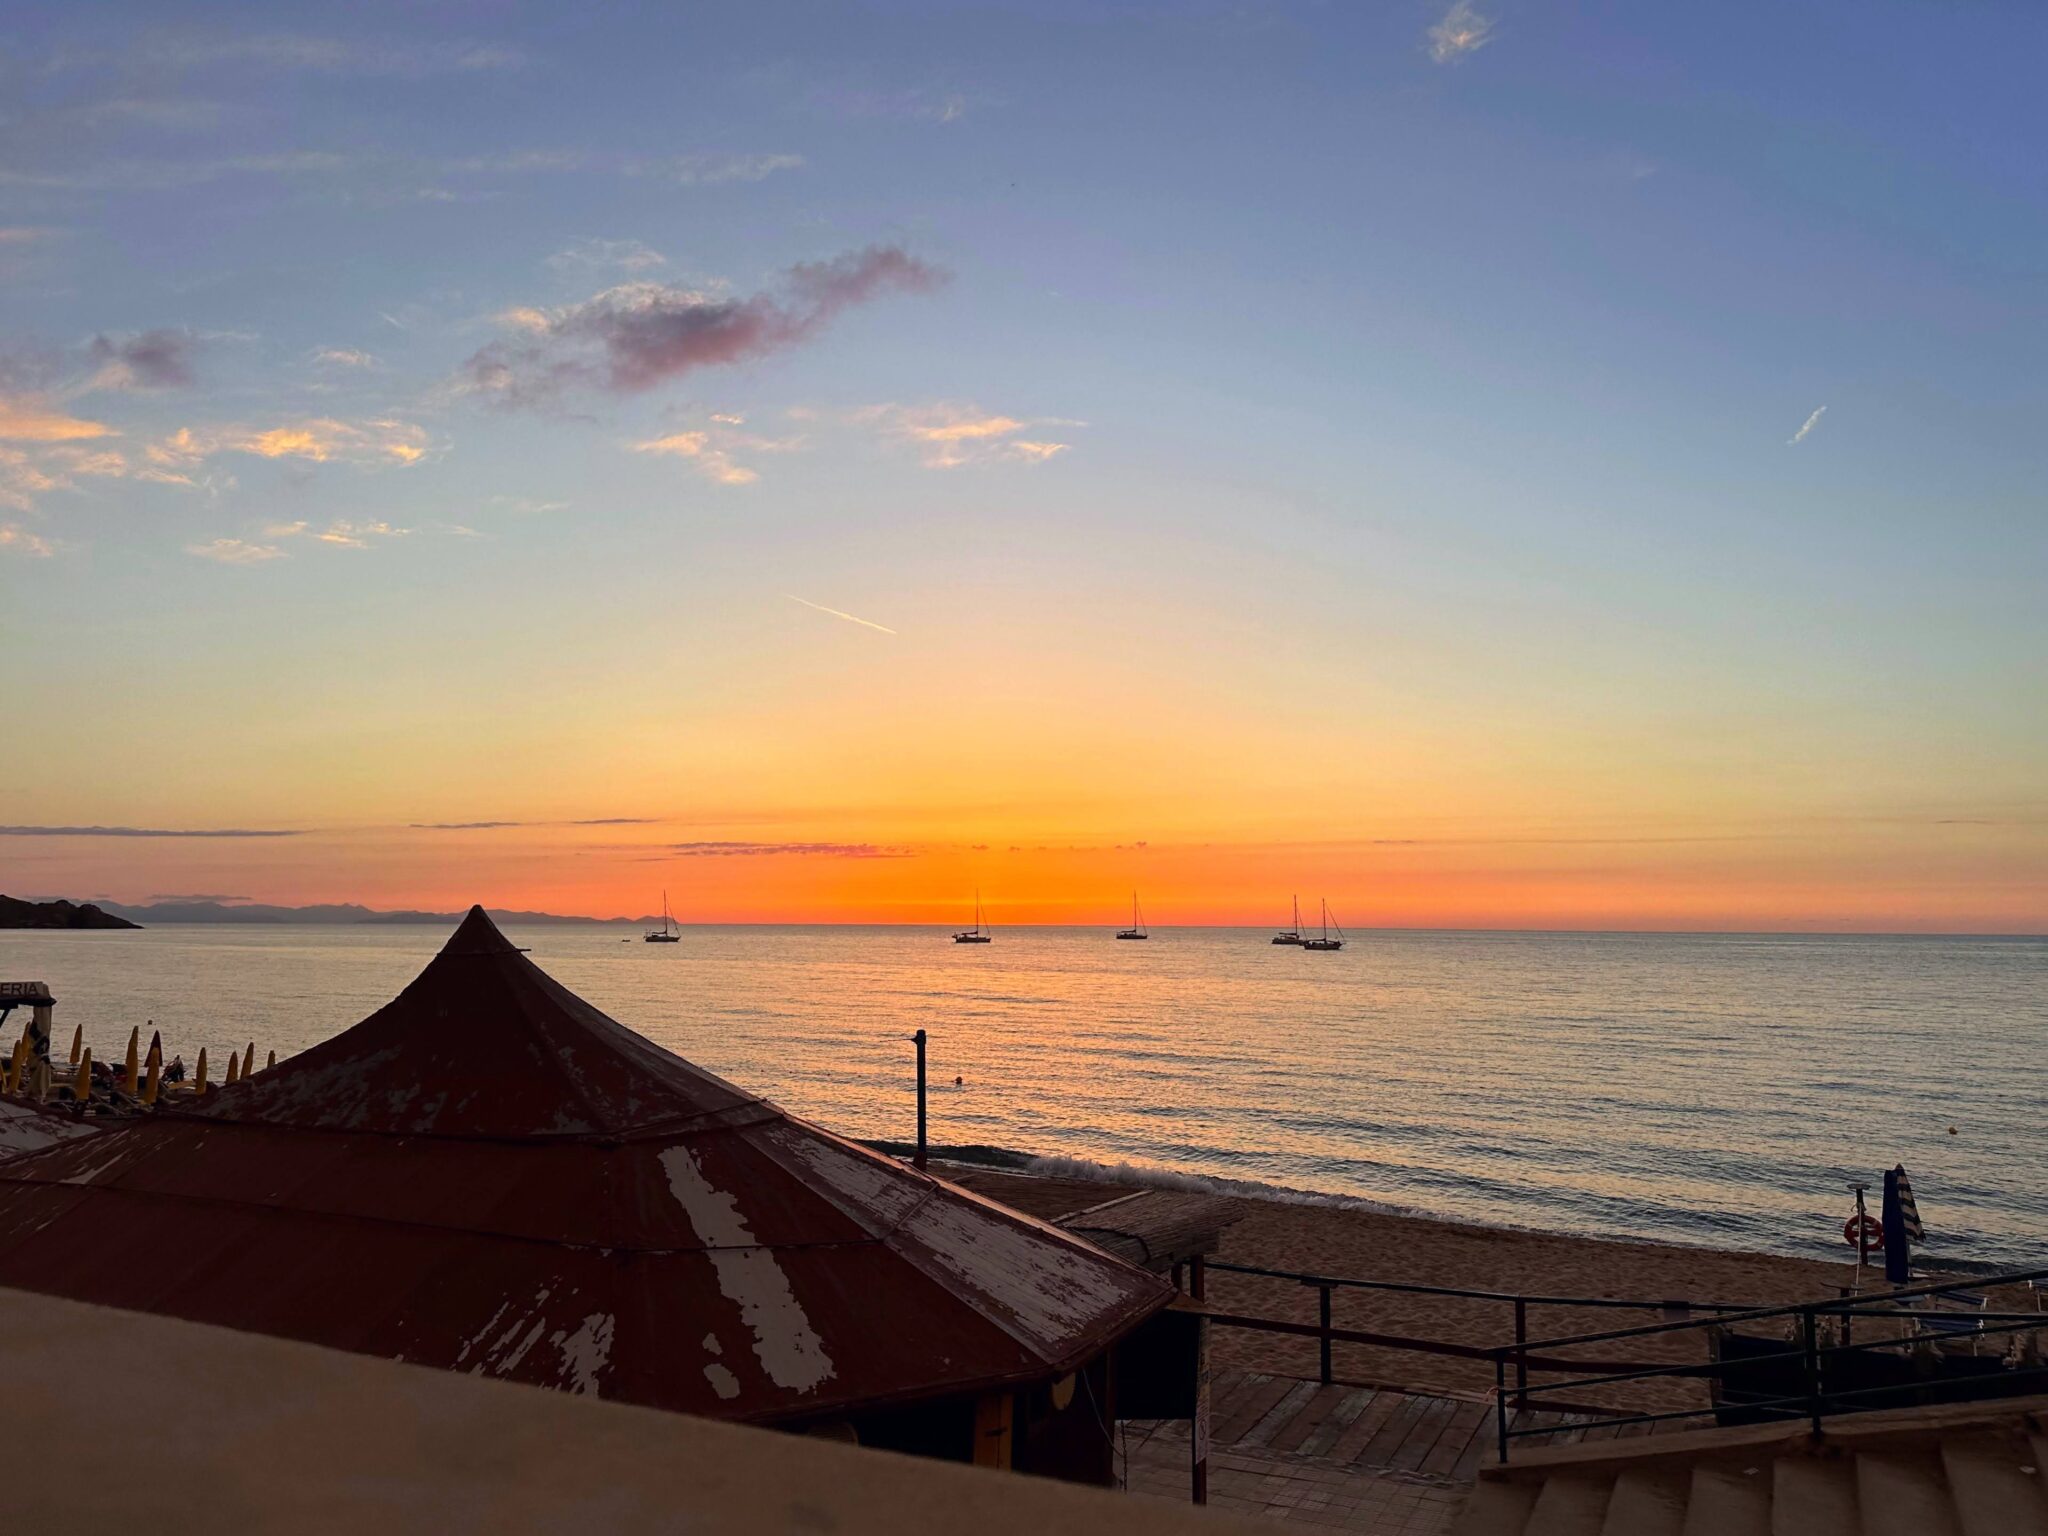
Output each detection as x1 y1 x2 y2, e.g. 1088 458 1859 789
544 238 668 274
0 397 113 443
259 518 410 549
0 227 61 247
411 821 522 831
100 34 526 78
634 431 759 485
664 841 911 858
461 245 947 408
0 523 54 557
786 593 897 635
1428 1 1496 63
187 537 287 564
0 824 301 838
646 152 804 186
311 346 376 369
151 417 432 468
857 402 1075 468
1788 405 1827 445
84 329 202 391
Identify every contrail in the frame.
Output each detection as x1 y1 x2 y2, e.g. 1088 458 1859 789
1788 405 1827 445
784 594 897 635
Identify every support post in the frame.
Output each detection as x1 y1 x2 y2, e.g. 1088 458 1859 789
912 1029 928 1170
1802 1308 1823 1436
1495 1354 1509 1465
1191 1256 1208 1506
1318 1284 1334 1384
1513 1297 1529 1409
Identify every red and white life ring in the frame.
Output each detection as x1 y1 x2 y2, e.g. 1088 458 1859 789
1844 1214 1884 1249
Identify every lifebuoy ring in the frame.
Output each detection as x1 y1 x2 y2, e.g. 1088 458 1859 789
1844 1214 1884 1249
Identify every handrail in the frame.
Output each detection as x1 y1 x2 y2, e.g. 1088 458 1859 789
1203 1258 1760 1313
1486 1264 2048 1464
1501 1266 2048 1356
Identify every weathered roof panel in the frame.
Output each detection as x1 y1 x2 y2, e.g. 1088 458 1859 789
0 907 1171 1421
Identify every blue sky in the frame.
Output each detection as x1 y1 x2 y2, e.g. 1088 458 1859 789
2 1 2044 927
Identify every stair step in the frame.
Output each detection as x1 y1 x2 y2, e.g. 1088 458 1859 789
1682 1463 1771 1536
1452 1479 1540 1536
1856 1449 1958 1536
1522 1471 1614 1536
1600 1464 1689 1536
1942 1430 2048 1536
1771 1455 1858 1536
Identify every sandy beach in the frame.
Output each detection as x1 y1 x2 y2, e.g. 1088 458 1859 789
948 1166 2020 1415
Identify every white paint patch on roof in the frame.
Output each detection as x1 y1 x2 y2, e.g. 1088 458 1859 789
551 1312 614 1396
705 1362 741 1399
0 1102 102 1163
900 1196 1138 1352
660 1144 835 1394
703 1332 723 1355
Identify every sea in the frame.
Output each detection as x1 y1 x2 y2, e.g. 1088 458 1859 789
2 923 2042 1270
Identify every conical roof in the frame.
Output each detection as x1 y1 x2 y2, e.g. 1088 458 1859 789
0 909 1170 1421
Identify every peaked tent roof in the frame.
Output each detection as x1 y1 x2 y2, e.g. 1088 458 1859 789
0 908 1171 1422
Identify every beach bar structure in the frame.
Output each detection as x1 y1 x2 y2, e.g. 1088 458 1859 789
0 909 1182 1482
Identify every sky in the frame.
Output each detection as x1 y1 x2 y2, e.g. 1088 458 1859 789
2 1 2045 930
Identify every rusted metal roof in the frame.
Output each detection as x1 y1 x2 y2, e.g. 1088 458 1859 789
0 907 1171 1421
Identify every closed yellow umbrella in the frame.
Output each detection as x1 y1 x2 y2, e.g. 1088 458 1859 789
226 1051 240 1085
194 1047 209 1092
73 1047 92 1103
3 1035 24 1094
142 1046 162 1106
244 1041 256 1076
124 1027 140 1095
68 1025 81 1065
266 1050 276 1070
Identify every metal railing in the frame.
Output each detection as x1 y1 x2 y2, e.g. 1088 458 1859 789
1199 1259 1762 1402
1486 1266 2048 1464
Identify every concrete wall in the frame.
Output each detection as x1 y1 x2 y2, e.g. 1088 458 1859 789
0 1287 1256 1536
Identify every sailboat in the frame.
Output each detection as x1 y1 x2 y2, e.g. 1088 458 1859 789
1301 898 1345 951
1271 894 1306 945
953 890 992 943
644 891 681 943
1116 891 1149 940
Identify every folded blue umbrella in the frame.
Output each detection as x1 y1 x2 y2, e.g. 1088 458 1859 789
1880 1165 1917 1285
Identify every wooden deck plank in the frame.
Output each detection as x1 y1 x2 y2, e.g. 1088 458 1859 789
1239 1379 1320 1449
1388 1394 1463 1473
1326 1387 1417 1464
1268 1382 1346 1455
1213 1374 1294 1443
1295 1388 1376 1461
1354 1393 1432 1468
1421 1400 1495 1479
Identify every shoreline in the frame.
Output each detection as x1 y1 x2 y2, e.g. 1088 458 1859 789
889 1141 2013 1279
939 1161 2026 1414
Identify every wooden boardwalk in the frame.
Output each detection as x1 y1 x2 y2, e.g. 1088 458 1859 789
1127 1368 1683 1490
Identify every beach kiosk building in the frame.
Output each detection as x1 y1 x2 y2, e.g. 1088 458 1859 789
0 908 1180 1482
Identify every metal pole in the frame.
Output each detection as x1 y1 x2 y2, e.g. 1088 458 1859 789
912 1030 928 1170
1191 1256 1208 1506
1495 1355 1509 1465
1318 1284 1333 1385
1513 1298 1529 1409
1805 1305 1824 1433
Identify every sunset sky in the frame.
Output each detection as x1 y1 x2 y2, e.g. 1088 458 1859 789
4 2 2044 930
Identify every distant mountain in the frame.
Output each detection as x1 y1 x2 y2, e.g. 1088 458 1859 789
85 899 655 927
1 895 141 930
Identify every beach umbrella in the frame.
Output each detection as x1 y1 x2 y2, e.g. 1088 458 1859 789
142 1048 162 1107
73 1048 92 1104
226 1051 240 1086
1881 1165 1922 1285
244 1041 255 1076
194 1048 208 1092
68 1025 81 1065
124 1027 140 1095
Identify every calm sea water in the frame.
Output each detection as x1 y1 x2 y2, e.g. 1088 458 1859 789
2 924 2042 1268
